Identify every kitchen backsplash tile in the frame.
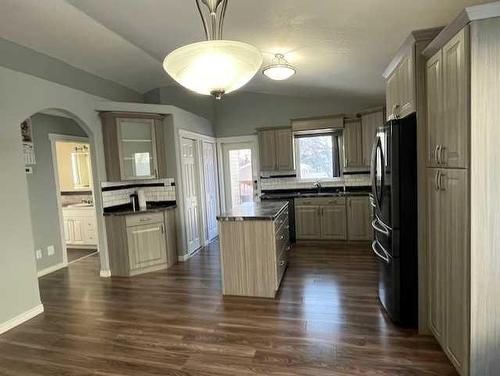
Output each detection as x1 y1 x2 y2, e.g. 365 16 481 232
260 174 370 191
100 178 176 208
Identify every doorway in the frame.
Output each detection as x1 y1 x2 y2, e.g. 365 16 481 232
202 141 219 242
218 137 259 211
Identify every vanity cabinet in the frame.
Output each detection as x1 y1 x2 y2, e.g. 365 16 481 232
258 127 294 172
100 112 167 181
63 207 97 246
105 209 177 276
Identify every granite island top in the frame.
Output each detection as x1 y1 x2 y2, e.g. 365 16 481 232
103 201 176 216
217 201 288 221
260 186 371 200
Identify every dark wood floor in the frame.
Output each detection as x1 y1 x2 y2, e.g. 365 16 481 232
0 241 457 375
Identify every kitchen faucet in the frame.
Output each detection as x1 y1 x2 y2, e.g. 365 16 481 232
312 180 322 192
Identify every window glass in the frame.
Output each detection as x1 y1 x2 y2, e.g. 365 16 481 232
296 134 339 179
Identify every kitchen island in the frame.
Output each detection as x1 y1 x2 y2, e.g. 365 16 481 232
217 201 290 298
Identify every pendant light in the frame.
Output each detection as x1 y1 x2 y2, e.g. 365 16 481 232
262 53 296 81
163 0 263 99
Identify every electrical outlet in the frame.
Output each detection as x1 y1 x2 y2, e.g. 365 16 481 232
35 249 42 259
47 245 55 256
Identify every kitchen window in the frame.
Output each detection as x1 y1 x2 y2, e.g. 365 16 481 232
295 132 341 179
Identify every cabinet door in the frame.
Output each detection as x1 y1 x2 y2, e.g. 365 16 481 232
426 50 443 167
321 205 347 240
118 118 158 180
440 169 469 374
361 110 384 167
442 27 469 169
127 223 167 271
258 129 277 171
397 49 416 119
347 196 371 241
295 206 321 240
386 71 399 120
63 219 71 243
427 169 445 345
344 120 363 168
71 218 85 244
276 128 294 171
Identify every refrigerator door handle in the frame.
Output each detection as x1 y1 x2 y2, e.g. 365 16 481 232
372 218 389 236
371 240 390 264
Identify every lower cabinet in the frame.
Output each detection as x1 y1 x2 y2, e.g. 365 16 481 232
346 196 372 241
427 168 469 375
295 196 372 241
63 207 97 246
105 209 177 276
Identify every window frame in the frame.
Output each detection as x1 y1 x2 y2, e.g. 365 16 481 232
294 131 341 181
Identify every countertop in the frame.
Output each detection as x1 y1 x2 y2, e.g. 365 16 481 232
103 201 176 216
260 187 371 200
217 201 288 221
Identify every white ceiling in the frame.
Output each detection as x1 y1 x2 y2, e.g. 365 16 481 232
0 0 491 98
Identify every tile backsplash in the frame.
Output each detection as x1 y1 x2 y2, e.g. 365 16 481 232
260 174 370 191
101 178 176 208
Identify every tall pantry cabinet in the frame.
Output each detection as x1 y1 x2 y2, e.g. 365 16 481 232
423 5 500 376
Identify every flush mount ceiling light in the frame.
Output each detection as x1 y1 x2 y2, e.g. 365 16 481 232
163 0 263 99
262 53 296 81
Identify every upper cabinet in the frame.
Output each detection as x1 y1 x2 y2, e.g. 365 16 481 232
360 108 385 167
258 127 294 172
343 118 363 169
100 112 167 181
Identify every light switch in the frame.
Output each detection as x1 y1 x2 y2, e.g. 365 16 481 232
47 245 55 256
35 249 42 259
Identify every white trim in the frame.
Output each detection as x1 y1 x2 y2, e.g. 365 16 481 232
37 261 67 277
179 129 216 143
0 304 44 335
99 269 111 278
178 247 201 262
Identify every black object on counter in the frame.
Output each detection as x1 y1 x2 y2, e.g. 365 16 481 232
130 193 139 212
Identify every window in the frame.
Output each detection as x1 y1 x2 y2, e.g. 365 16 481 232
295 133 340 179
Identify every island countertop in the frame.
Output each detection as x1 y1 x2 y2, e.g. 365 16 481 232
217 201 288 221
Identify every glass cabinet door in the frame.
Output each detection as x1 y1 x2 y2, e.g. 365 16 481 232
118 118 158 180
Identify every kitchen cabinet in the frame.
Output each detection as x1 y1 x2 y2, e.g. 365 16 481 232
343 119 363 169
426 50 443 167
295 197 347 240
258 127 294 172
104 209 177 276
426 168 469 374
360 109 385 167
385 45 416 120
346 196 372 241
63 207 97 246
100 112 167 181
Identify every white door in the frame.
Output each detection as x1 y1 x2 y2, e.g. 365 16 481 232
221 142 258 210
202 141 219 242
181 138 202 253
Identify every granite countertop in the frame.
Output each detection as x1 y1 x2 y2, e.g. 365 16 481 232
217 201 288 221
260 187 371 200
103 201 176 216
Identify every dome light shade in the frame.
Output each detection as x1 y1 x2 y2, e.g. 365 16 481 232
163 40 263 99
262 53 296 81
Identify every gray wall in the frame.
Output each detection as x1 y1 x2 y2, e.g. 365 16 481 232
0 38 142 102
26 114 87 272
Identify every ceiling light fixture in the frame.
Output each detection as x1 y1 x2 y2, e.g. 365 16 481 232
262 53 296 81
163 0 263 100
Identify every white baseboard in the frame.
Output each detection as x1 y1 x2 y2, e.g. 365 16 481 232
99 269 111 278
0 304 44 335
178 248 200 262
37 261 67 277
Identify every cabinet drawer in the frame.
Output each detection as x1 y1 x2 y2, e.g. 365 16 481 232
126 212 163 227
275 223 290 255
276 249 287 289
295 196 346 206
274 208 289 231
320 197 346 206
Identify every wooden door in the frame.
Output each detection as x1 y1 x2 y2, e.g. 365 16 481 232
258 129 276 171
127 223 167 271
386 71 399 120
347 196 371 241
344 119 363 168
426 50 443 168
321 205 347 240
181 138 202 253
427 168 445 345
440 169 469 374
397 49 416 118
295 205 321 240
202 141 219 242
361 110 384 167
442 27 469 169
275 128 294 171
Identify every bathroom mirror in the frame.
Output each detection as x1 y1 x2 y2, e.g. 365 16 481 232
71 146 91 189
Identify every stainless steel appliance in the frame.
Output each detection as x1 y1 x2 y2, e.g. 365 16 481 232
370 113 418 327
